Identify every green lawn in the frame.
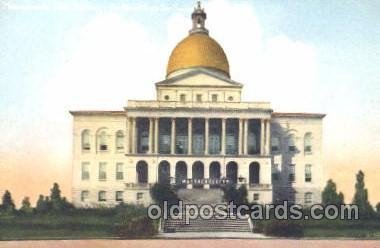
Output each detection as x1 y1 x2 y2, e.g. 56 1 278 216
1 211 380 240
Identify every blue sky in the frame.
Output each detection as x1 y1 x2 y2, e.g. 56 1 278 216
0 0 379 204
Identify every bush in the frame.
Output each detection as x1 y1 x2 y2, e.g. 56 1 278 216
150 183 179 206
263 220 304 237
221 184 248 206
114 216 157 238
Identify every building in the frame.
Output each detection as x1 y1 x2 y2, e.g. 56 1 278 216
70 2 325 208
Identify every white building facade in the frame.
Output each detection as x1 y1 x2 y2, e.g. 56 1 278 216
70 3 325 208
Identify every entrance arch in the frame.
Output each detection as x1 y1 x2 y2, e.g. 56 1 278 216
209 161 221 187
249 162 260 184
136 161 148 184
192 161 204 188
158 161 170 184
175 161 187 186
226 161 238 184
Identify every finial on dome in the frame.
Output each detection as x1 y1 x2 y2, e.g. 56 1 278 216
189 1 209 35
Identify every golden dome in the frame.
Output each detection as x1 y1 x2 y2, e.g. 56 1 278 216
166 33 230 78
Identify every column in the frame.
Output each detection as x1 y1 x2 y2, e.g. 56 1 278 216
131 117 136 154
205 118 209 155
154 118 159 154
125 117 130 154
187 164 193 189
260 119 265 155
148 118 153 154
204 163 210 189
170 163 176 185
238 119 243 155
221 118 226 155
188 118 192 155
244 119 248 155
171 118 176 154
266 119 271 155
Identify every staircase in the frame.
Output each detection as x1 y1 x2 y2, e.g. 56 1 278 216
162 214 251 232
162 188 252 233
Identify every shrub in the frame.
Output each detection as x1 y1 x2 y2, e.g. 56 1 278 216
150 183 179 206
221 184 248 206
263 220 304 237
114 216 157 238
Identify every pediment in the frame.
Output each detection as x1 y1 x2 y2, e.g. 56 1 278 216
156 69 243 88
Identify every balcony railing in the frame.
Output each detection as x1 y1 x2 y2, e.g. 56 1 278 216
127 100 271 110
125 180 271 189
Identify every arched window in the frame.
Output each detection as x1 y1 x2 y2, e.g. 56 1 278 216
304 133 312 153
115 131 125 151
271 135 280 152
136 161 148 184
97 129 108 151
81 130 90 151
287 134 296 152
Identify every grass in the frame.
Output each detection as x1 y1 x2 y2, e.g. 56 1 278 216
0 212 116 240
1 210 380 240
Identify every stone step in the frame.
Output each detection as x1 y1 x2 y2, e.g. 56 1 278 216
162 215 251 233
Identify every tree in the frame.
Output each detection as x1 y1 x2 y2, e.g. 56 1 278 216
352 170 374 219
150 183 179 206
19 197 33 214
222 184 248 205
376 202 380 214
50 183 63 212
35 195 50 214
1 190 15 212
49 183 73 212
322 179 344 206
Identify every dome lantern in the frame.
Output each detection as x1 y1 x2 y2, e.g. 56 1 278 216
190 1 209 35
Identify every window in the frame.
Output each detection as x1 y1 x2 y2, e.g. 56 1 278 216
99 162 107 181
196 94 202 102
211 94 218 102
304 133 312 153
253 193 260 201
271 136 280 152
228 96 233 101
180 94 186 102
116 163 124 180
81 191 89 202
305 164 312 182
81 162 90 180
164 95 169 100
288 164 295 182
288 135 296 152
98 191 106 202
116 191 123 202
137 192 144 200
97 130 108 151
115 131 125 151
305 192 313 204
272 163 279 181
81 130 90 151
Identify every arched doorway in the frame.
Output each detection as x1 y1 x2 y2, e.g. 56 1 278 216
226 161 238 184
209 162 221 187
175 161 187 187
158 161 170 184
249 162 260 184
192 161 204 188
136 161 148 184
